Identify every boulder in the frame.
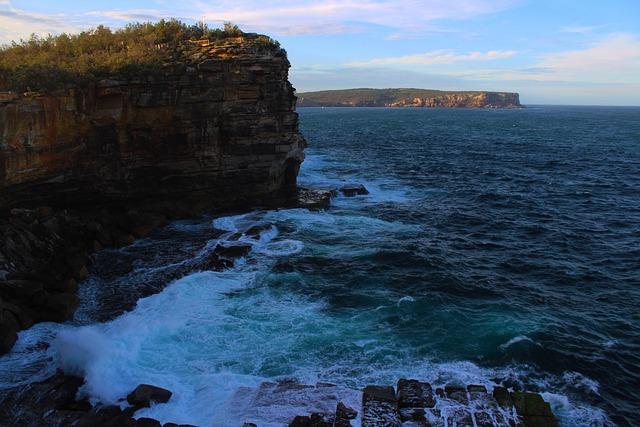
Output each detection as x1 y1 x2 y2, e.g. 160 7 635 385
126 384 173 408
397 379 435 409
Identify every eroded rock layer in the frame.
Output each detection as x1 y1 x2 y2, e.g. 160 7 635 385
0 35 306 209
0 34 306 354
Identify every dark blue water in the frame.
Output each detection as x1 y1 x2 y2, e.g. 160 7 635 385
1 106 638 426
297 106 640 426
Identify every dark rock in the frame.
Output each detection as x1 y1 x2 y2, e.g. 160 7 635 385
289 415 310 426
512 392 553 416
214 243 252 259
135 418 162 427
397 378 435 409
339 184 369 197
0 279 44 299
444 385 468 404
309 412 334 427
336 402 357 419
241 424 258 427
493 386 513 408
0 309 20 354
362 385 401 427
293 188 332 210
41 292 79 322
126 384 173 408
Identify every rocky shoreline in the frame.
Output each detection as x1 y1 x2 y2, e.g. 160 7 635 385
0 371 558 426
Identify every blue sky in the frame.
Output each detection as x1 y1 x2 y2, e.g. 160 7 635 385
1 1 639 105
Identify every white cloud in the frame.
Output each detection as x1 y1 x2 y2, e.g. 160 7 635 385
347 49 517 66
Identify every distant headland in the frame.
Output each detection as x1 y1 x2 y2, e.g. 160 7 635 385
297 88 522 109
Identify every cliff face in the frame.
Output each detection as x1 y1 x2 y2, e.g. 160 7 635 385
0 34 306 354
0 35 306 210
297 88 521 108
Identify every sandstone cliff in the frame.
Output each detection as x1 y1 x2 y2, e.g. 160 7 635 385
0 34 306 354
0 35 306 210
297 88 521 108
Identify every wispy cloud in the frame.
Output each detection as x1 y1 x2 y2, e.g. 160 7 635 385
0 3 80 43
192 0 521 36
347 49 517 66
559 25 604 34
452 33 640 84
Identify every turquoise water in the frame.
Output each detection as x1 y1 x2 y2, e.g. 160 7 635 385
1 106 639 426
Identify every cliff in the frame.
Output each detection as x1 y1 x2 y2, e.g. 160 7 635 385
0 33 306 354
0 34 305 210
297 88 521 108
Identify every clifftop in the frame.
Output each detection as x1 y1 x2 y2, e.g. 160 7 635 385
297 88 521 109
0 20 282 94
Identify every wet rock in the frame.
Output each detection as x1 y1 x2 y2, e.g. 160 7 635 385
444 385 468 405
135 418 162 427
126 384 173 408
214 243 253 259
0 279 43 299
362 385 401 427
309 412 334 426
397 378 436 409
289 415 310 426
493 386 513 408
512 392 558 427
294 187 333 210
240 424 258 427
41 292 80 322
339 184 369 197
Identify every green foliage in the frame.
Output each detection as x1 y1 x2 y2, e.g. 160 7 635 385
0 19 258 93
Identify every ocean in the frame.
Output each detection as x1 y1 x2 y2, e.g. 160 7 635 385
1 106 639 426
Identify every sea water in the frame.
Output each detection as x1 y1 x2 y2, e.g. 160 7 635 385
1 106 639 426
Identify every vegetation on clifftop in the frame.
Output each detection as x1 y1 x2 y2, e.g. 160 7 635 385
297 88 521 108
0 20 281 93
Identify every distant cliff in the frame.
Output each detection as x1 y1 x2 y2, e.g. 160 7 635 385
0 34 305 209
297 88 521 108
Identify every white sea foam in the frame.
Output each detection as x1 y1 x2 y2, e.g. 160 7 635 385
499 335 536 351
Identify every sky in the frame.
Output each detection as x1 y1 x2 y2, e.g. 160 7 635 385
1 1 639 105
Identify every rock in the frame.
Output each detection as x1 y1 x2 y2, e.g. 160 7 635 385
444 385 468 404
0 309 19 353
41 292 80 322
493 386 513 408
126 384 173 408
294 187 333 210
309 412 334 427
362 385 401 427
336 402 357 419
335 402 357 427
339 184 369 197
241 424 258 427
512 391 558 427
397 379 435 409
0 279 44 299
289 415 310 426
214 243 253 259
135 418 162 427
